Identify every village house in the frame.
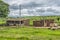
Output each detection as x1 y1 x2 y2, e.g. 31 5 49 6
33 19 55 27
6 18 30 26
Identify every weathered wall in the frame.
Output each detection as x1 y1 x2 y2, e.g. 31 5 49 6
6 19 30 26
33 19 54 27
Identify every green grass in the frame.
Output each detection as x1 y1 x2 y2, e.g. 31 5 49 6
0 18 6 24
0 16 60 40
0 26 60 40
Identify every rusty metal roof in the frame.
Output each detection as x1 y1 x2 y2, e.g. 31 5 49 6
7 18 29 21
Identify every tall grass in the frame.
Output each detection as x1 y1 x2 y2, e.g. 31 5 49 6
0 27 60 40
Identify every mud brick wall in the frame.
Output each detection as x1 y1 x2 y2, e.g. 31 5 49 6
6 19 30 26
33 20 44 27
44 19 54 27
33 19 54 27
23 19 30 26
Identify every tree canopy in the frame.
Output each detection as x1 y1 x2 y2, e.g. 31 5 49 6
0 0 9 18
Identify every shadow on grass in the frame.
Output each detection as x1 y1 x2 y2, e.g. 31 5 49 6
16 37 30 40
0 36 58 40
0 36 30 40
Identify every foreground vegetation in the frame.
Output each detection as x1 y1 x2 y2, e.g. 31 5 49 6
0 26 60 40
0 16 60 40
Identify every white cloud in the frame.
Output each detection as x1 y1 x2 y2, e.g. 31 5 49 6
8 10 20 17
3 0 35 5
3 0 60 17
4 0 60 6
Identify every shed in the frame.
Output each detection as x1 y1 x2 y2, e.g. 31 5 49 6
6 18 30 26
33 19 54 27
44 19 54 27
33 20 44 27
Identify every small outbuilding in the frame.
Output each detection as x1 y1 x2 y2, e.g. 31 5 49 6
33 20 44 27
33 19 55 27
6 18 30 26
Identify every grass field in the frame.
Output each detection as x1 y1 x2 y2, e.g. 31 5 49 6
0 16 60 40
0 26 60 40
0 18 6 24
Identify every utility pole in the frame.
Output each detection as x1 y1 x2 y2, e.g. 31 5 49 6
19 5 21 18
19 5 21 27
17 5 21 27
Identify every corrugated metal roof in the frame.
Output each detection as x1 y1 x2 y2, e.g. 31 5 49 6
7 18 29 21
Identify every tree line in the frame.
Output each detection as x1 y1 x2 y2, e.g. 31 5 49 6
0 0 9 18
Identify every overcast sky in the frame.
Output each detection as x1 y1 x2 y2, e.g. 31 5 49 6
3 0 60 17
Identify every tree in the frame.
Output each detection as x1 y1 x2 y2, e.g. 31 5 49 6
0 0 9 18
